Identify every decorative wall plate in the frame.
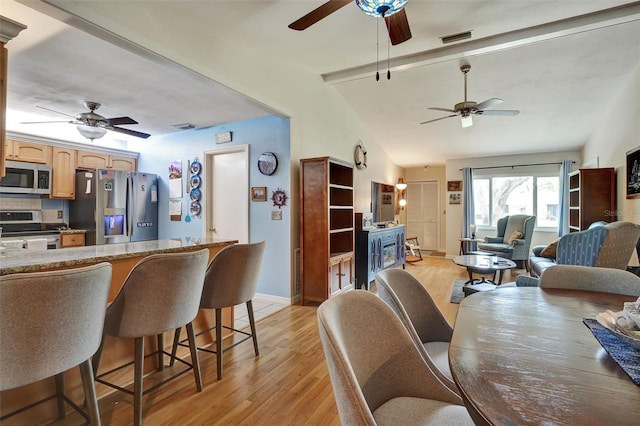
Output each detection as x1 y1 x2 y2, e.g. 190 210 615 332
190 201 201 216
190 174 201 188
190 187 201 201
190 160 202 175
271 188 287 208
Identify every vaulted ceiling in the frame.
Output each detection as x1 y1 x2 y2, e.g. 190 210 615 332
4 0 640 166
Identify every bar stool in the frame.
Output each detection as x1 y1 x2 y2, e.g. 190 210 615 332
92 249 209 426
171 241 265 380
0 263 112 424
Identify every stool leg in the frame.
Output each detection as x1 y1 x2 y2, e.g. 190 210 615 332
80 359 101 425
186 322 203 391
247 300 259 356
216 308 223 380
134 337 144 426
55 372 66 420
169 327 182 367
157 334 164 371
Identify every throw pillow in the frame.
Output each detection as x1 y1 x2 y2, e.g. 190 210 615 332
507 230 523 245
540 239 559 259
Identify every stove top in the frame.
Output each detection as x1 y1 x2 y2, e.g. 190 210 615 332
0 210 65 237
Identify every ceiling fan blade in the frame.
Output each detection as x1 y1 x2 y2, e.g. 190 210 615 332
36 105 76 119
288 0 351 30
105 116 138 126
428 107 457 113
473 98 503 111
477 109 520 116
385 9 412 45
107 126 151 139
420 114 457 125
20 120 72 124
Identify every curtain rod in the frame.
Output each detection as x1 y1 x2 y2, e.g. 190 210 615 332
460 161 575 171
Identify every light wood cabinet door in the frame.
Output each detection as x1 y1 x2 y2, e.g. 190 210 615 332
50 147 76 199
76 150 109 169
77 150 137 171
110 155 137 171
60 233 85 248
6 139 52 164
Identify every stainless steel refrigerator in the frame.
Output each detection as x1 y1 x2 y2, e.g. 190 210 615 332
70 170 159 245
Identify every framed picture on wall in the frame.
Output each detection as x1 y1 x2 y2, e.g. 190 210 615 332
449 193 461 204
447 180 462 192
251 186 267 202
382 194 393 204
627 146 640 199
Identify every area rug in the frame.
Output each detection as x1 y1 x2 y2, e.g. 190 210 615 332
450 279 466 304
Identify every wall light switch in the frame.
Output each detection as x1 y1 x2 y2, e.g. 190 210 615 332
58 210 63 219
271 210 282 220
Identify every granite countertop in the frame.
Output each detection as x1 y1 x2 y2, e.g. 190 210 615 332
59 229 87 234
0 238 237 275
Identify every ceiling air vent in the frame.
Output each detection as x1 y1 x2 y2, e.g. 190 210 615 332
171 122 196 130
441 31 472 44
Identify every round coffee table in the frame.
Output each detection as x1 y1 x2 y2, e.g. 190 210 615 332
453 255 516 286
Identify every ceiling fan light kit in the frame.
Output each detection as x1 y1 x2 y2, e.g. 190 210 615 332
356 0 408 18
420 64 520 128
77 124 107 141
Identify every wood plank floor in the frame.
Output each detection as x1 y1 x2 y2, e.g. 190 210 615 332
33 256 525 425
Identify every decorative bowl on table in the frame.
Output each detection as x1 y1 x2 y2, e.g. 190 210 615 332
596 308 640 350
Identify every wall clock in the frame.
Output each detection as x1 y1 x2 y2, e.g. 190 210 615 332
271 188 287 209
258 152 278 176
354 142 367 170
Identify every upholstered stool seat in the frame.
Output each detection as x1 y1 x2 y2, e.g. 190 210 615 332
0 263 112 424
92 249 209 426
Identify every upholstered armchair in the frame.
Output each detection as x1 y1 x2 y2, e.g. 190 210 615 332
477 214 536 271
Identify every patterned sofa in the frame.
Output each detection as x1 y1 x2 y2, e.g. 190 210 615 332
517 221 640 285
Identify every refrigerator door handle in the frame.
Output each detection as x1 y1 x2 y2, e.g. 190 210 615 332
127 176 134 238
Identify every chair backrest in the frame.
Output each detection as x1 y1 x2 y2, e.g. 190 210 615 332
104 249 209 338
501 214 536 243
200 241 265 309
539 265 640 296
595 222 640 269
0 263 112 391
375 269 459 397
375 269 453 344
317 291 462 424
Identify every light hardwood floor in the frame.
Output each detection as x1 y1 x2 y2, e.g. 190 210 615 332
44 256 525 425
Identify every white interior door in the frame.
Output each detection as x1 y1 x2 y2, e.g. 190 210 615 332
204 146 249 243
406 181 440 251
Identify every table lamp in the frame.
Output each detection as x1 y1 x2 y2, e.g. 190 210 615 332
470 224 476 239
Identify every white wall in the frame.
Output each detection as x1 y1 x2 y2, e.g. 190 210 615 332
445 150 581 257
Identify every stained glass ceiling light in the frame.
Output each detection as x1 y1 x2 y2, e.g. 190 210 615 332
356 0 408 18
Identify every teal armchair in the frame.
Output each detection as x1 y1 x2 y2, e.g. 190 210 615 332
477 214 537 272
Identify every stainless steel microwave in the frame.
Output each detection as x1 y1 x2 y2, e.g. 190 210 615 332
0 161 52 195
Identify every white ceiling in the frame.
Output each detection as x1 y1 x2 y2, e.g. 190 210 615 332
4 0 640 166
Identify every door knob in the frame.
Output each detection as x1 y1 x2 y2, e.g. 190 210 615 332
209 226 216 233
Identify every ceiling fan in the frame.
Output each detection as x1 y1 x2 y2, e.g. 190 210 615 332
420 65 519 128
288 0 412 46
21 101 151 140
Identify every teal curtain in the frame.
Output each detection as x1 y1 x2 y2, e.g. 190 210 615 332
462 168 474 238
558 160 573 236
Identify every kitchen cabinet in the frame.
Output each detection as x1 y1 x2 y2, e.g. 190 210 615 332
60 232 85 248
76 150 137 171
568 168 615 231
50 147 76 199
300 156 354 304
5 139 52 164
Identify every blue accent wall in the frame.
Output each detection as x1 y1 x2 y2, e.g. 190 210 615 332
132 115 292 298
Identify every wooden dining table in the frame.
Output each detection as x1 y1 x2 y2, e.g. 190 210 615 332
449 287 640 425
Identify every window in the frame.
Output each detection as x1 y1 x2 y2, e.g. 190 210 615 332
473 173 559 229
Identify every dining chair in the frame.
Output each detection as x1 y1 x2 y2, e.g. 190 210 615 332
375 268 461 399
92 249 209 426
317 290 473 425
539 264 640 296
171 241 265 380
0 263 112 424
